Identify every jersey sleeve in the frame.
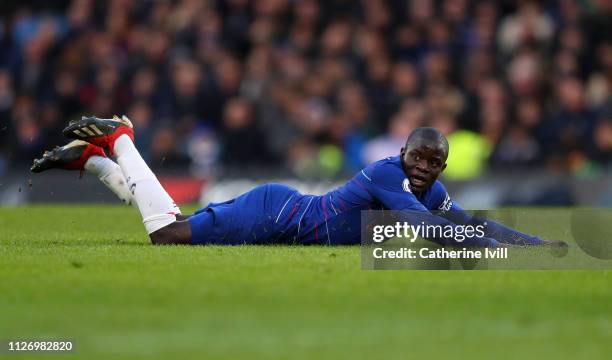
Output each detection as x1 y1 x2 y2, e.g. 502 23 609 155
368 160 428 212
435 188 544 246
428 180 455 212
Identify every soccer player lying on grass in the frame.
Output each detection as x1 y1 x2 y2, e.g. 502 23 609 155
31 115 561 248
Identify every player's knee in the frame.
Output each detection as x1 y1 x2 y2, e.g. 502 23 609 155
149 221 191 245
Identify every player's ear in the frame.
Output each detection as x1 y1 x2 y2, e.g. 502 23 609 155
441 163 447 172
400 147 405 157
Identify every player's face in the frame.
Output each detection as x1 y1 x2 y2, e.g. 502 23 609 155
400 141 447 193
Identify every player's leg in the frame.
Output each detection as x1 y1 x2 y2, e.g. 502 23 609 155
62 116 187 244
146 219 192 245
188 183 301 245
31 140 132 204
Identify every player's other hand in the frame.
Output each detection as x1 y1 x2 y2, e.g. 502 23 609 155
541 239 569 257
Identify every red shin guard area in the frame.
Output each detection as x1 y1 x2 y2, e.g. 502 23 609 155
65 143 107 170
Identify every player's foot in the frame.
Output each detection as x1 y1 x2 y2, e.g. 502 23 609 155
62 115 134 155
31 140 106 173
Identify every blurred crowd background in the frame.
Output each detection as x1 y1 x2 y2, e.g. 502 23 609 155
0 0 610 180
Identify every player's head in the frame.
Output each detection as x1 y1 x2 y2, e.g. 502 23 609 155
400 127 449 193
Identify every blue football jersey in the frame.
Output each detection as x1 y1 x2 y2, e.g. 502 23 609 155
295 156 459 244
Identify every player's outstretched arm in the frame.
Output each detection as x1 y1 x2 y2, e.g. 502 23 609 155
441 205 546 246
397 209 501 247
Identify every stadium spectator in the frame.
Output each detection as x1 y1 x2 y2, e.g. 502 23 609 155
0 0 610 179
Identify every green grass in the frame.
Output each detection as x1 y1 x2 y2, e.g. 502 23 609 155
1 205 611 359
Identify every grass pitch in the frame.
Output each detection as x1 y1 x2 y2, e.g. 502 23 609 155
1 205 611 359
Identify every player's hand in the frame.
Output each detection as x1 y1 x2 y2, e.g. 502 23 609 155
541 240 569 257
